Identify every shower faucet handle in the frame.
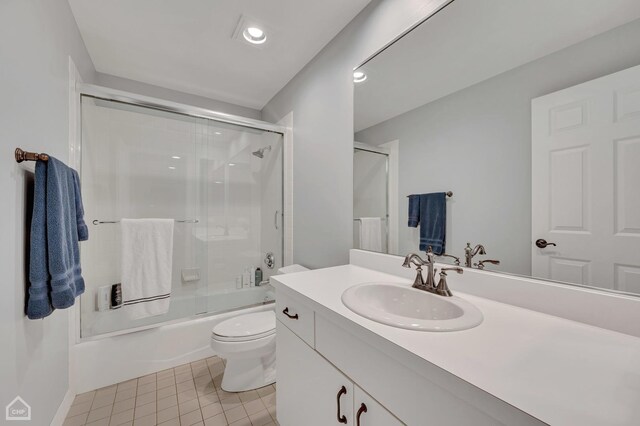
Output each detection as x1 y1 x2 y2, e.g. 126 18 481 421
264 252 275 269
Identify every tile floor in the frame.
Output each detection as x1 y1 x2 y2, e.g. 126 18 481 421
63 356 278 426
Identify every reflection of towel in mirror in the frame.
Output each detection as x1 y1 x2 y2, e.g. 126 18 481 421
27 157 87 319
121 218 174 319
359 217 382 252
407 192 446 255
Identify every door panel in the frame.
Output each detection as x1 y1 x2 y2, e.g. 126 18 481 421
276 321 354 426
353 386 404 426
532 64 640 292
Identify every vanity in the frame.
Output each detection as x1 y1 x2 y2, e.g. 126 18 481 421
272 250 640 426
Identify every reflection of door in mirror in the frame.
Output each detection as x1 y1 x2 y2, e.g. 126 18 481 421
532 64 640 294
353 143 390 253
353 0 640 296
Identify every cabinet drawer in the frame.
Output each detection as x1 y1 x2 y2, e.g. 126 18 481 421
276 290 315 346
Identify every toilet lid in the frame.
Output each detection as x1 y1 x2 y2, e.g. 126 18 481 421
212 311 275 341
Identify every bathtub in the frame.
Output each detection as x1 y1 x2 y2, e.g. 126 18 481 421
74 286 275 393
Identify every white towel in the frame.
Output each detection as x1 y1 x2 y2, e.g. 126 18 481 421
359 217 382 252
121 218 174 319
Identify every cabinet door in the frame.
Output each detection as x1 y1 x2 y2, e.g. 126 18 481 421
354 386 405 426
277 320 354 426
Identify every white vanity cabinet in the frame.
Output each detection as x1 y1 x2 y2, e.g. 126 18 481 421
276 321 403 426
275 284 545 426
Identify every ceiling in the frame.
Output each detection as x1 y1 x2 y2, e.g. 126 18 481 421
68 0 371 110
355 0 640 132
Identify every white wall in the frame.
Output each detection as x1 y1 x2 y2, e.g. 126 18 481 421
355 17 640 275
96 73 262 120
261 0 451 268
0 0 96 424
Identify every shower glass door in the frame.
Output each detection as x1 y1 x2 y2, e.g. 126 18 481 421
79 96 282 338
353 145 389 253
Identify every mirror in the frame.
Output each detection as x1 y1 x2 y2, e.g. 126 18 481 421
353 0 640 296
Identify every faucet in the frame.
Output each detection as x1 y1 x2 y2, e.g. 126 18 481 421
464 243 486 267
402 247 437 292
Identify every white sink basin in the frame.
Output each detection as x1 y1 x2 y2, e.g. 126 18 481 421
341 282 483 332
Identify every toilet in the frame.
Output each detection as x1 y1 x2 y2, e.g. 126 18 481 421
210 264 309 392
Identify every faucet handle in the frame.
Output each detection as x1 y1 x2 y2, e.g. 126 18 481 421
435 267 463 297
425 246 435 259
411 265 426 289
474 259 500 270
439 253 461 266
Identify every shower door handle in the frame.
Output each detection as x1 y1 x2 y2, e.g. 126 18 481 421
274 210 279 230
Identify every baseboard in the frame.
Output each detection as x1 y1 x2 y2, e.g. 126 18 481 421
50 388 75 426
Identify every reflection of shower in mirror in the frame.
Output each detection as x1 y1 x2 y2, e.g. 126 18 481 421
252 145 272 158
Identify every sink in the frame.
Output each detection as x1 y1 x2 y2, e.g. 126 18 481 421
341 282 483 332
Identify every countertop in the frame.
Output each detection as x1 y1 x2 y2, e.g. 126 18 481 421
272 264 640 426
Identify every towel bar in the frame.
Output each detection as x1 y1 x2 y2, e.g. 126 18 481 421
406 191 453 198
15 148 49 163
92 219 199 225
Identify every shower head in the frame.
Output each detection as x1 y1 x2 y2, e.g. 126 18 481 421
252 145 272 158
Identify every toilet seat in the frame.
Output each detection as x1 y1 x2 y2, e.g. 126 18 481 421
212 311 275 342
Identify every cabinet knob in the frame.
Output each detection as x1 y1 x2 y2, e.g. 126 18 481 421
336 386 347 424
356 403 367 426
282 307 299 320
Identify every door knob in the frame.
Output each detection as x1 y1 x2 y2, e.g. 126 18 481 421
535 239 557 249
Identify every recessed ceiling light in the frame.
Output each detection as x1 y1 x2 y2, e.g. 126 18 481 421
215 181 223 184
168 166 176 170
215 131 222 135
171 156 181 159
353 70 367 83
228 163 236 166
243 26 267 44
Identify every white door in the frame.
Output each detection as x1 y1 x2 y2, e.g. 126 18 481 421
532 64 640 293
276 322 354 426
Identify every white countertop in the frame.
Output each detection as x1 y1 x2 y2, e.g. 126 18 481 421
272 264 640 426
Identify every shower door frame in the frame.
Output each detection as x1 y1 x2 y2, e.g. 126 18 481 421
75 83 287 342
353 142 390 254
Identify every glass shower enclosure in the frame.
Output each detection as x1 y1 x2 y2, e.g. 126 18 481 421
79 94 283 338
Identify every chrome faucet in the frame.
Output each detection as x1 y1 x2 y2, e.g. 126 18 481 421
402 247 438 292
464 243 486 267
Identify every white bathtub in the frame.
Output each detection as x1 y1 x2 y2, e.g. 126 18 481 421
74 290 275 393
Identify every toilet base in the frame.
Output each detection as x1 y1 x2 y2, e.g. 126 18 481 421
221 350 276 392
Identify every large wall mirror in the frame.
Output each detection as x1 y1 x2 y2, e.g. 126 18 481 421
353 0 640 296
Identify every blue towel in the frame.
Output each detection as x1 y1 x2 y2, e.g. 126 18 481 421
407 192 446 255
72 170 88 241
408 195 420 227
27 157 87 319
